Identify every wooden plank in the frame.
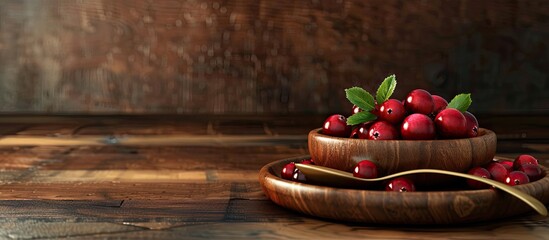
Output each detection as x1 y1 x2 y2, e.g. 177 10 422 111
0 222 141 239
497 140 549 155
0 199 231 222
0 182 265 201
0 134 307 146
0 198 309 239
5 169 209 183
1 198 548 239
523 143 549 153
158 217 549 239
60 216 549 239
0 169 264 183
0 145 308 170
0 198 303 225
15 124 85 136
0 124 30 136
74 122 210 135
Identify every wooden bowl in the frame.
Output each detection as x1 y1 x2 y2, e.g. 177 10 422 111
308 128 497 186
259 156 549 225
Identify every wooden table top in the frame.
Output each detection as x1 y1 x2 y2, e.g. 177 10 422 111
0 114 547 239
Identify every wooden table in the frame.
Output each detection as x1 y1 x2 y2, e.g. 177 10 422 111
0 115 547 239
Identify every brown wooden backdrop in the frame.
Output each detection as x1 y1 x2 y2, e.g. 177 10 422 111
0 0 547 114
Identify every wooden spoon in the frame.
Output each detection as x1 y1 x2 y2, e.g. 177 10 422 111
295 163 548 216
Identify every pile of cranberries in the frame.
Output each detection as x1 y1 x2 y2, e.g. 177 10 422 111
467 154 543 189
281 76 544 191
353 160 415 192
322 89 479 140
280 158 416 192
281 154 543 192
280 158 314 182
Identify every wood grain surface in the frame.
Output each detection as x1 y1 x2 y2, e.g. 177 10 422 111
308 128 497 184
260 156 549 225
0 0 547 114
0 114 546 239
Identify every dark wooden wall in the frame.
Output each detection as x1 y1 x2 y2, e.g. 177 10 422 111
0 0 547 114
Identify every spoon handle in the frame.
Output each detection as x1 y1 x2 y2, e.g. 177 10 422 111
295 164 547 216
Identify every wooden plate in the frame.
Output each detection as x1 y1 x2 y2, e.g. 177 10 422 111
259 155 549 225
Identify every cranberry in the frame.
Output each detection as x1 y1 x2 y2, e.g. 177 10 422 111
466 167 492 189
350 128 360 138
378 99 406 125
404 89 434 115
292 170 307 182
400 114 436 140
281 162 296 180
463 111 479 138
368 121 399 140
513 155 539 169
349 122 371 139
322 114 351 137
432 95 448 114
505 171 530 186
371 104 381 117
385 177 416 192
517 164 543 181
301 159 315 165
434 108 467 139
353 160 379 179
497 160 514 172
352 105 362 115
486 162 509 183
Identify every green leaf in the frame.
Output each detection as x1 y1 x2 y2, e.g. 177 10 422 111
345 87 376 111
447 93 472 112
376 74 397 104
347 111 377 125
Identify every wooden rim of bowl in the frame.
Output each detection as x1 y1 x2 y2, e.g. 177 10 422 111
309 127 496 143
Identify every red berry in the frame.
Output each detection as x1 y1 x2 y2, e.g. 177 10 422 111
322 114 352 137
497 160 514 172
301 159 315 165
517 164 543 181
400 114 436 140
349 122 371 139
432 95 448 114
281 162 296 180
368 121 399 140
404 89 435 115
378 99 406 125
463 111 479 138
353 160 379 179
467 167 492 189
352 105 362 115
292 170 307 182
434 108 467 139
350 128 360 139
486 163 509 183
505 171 530 186
513 155 539 169
371 104 381 116
385 177 416 192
